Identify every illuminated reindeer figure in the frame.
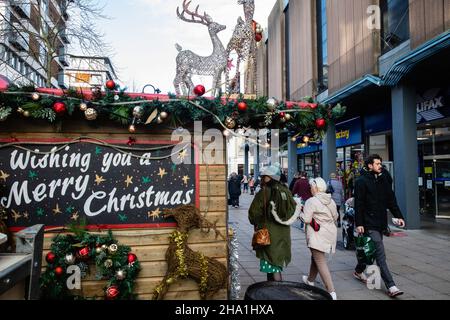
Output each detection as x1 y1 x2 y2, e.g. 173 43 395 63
173 0 228 97
225 0 256 94
152 205 227 300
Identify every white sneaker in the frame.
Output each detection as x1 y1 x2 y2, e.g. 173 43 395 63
329 292 337 300
302 275 315 286
388 286 404 297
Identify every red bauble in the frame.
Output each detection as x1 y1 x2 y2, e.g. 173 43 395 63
309 103 318 109
315 118 326 129
78 247 90 259
237 102 247 112
0 75 11 91
46 252 56 264
106 285 120 300
105 80 116 90
193 85 206 96
255 33 263 42
127 253 137 264
279 112 286 118
286 102 294 109
55 266 64 276
52 102 66 115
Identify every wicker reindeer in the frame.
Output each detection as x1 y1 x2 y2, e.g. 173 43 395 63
173 0 228 97
225 0 256 94
152 205 227 300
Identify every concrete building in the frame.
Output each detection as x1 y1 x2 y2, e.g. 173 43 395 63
258 0 450 228
62 55 117 89
0 0 70 88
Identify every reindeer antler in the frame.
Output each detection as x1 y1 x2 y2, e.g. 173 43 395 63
176 0 211 25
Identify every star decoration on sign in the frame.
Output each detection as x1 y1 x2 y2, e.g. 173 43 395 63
95 147 102 155
11 209 21 222
95 174 106 186
182 175 190 186
118 213 127 222
66 206 74 214
157 168 167 179
0 170 10 182
142 176 151 184
36 208 44 217
28 170 38 180
177 149 188 162
52 204 62 215
171 163 177 174
23 211 29 219
148 207 161 221
71 211 79 221
124 175 133 187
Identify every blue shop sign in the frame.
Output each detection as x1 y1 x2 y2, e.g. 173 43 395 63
297 142 320 155
335 117 362 148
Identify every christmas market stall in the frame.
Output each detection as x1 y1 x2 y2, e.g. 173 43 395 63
0 80 345 300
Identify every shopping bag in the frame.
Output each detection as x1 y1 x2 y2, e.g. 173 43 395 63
355 235 375 265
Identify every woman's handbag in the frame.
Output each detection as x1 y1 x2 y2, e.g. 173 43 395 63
310 218 320 232
251 188 271 249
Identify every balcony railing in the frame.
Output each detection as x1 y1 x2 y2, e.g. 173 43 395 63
9 23 30 52
11 0 31 19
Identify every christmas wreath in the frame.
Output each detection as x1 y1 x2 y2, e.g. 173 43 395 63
40 222 140 300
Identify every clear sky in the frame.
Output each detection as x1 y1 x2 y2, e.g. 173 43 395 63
97 0 277 94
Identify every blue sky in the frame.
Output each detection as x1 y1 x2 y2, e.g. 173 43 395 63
97 0 276 94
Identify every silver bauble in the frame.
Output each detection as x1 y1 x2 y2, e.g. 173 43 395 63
104 259 113 268
266 98 278 111
225 117 236 129
132 106 145 119
159 111 168 119
79 103 88 112
65 253 76 265
115 269 127 280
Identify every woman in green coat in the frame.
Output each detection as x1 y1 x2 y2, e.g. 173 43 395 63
248 164 300 281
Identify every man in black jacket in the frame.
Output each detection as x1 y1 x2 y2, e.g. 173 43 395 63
353 154 405 298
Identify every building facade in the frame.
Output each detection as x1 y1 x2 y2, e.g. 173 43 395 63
62 55 117 89
259 0 450 228
0 0 70 88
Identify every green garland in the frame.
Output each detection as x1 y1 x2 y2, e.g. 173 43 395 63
40 222 140 300
0 85 346 141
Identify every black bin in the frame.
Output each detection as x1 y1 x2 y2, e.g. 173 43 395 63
244 281 332 300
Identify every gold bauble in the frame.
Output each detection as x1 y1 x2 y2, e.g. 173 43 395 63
31 93 40 101
85 108 98 120
166 278 174 284
101 244 108 251
23 111 30 117
17 107 24 114
115 269 127 280
303 136 310 143
104 259 113 268
156 116 163 124
159 111 168 119
79 103 88 111
224 117 236 129
128 124 136 133
108 244 118 254
285 113 292 121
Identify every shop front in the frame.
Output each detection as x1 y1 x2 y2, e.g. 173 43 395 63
297 143 322 178
417 85 450 219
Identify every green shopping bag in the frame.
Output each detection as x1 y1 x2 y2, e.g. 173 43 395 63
355 235 375 265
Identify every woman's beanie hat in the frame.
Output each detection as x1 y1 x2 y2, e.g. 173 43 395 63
261 163 281 181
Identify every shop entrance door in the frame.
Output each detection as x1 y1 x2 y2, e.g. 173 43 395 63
435 157 450 218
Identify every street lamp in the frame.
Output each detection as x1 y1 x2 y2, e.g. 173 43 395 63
142 84 161 94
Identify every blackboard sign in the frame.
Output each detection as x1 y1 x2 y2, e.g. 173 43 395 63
0 138 198 230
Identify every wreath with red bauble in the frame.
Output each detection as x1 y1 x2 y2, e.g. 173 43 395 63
40 225 140 300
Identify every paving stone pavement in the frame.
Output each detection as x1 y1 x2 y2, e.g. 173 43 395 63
229 193 450 300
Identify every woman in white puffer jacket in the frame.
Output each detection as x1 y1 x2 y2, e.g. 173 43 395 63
300 177 339 300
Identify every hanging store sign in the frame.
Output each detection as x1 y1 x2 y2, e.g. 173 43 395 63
335 117 362 148
0 139 199 230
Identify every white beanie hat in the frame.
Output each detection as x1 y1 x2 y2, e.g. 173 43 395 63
309 177 327 193
261 163 281 182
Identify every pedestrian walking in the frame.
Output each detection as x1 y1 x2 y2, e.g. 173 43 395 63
228 172 242 208
249 176 256 195
328 173 344 227
242 174 249 193
292 172 313 229
248 164 299 282
300 177 339 300
353 154 405 298
289 172 300 192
